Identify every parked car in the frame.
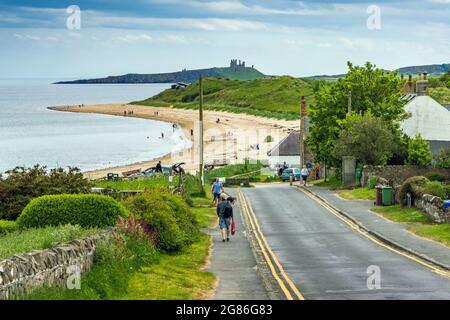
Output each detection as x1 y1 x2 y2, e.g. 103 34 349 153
281 168 301 182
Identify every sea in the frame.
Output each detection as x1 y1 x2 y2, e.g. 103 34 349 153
0 79 186 175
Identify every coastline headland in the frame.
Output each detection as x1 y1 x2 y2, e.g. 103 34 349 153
49 104 298 180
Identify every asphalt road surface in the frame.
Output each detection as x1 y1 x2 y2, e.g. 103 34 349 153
242 184 450 300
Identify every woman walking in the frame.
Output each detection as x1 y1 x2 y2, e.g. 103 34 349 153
301 165 309 186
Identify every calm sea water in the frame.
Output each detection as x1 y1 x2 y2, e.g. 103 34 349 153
0 79 183 174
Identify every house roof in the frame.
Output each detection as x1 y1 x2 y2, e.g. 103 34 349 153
401 96 450 142
268 131 301 156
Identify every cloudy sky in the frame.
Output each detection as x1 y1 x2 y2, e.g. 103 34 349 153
0 0 449 79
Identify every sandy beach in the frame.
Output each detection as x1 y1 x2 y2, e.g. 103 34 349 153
49 104 299 180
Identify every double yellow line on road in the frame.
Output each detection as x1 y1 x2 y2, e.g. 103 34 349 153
298 187 450 280
237 190 305 300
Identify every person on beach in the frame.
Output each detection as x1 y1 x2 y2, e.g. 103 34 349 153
161 131 164 139
155 161 162 174
212 178 224 206
217 194 234 242
301 165 309 186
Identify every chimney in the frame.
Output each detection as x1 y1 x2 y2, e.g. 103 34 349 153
407 74 413 93
416 72 429 96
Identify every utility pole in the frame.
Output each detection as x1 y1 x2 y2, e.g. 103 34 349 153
300 96 307 169
199 75 204 187
347 92 352 113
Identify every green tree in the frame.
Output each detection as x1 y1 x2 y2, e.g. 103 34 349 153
308 62 406 165
334 113 397 165
407 135 432 166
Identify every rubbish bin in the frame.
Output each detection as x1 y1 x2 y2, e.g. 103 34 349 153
375 187 382 206
355 169 362 186
444 200 450 210
382 186 394 206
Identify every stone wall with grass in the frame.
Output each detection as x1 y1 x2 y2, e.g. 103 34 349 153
416 194 450 224
361 165 450 187
0 231 111 300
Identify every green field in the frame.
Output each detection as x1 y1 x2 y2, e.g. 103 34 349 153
133 76 319 120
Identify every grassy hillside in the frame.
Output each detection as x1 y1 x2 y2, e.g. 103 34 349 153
133 76 318 120
214 67 265 81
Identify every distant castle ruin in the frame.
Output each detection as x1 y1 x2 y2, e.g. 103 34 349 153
230 59 252 69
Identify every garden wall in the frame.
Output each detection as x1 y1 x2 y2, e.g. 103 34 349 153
361 165 450 187
416 194 450 224
0 230 111 300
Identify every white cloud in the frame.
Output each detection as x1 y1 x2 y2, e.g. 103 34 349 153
117 34 153 43
14 33 41 41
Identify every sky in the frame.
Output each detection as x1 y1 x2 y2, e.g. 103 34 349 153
0 0 449 79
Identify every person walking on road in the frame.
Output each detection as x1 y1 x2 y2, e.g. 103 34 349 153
301 165 309 186
155 161 162 174
212 178 224 206
217 194 234 242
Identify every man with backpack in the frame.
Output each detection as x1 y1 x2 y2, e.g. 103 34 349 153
217 193 234 242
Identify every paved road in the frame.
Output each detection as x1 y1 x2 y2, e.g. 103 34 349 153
242 184 450 300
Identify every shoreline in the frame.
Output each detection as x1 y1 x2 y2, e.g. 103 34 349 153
49 104 298 180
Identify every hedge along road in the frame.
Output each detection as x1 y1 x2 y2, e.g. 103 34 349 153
238 184 450 300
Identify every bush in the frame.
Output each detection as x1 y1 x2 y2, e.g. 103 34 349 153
264 136 274 143
407 135 432 166
123 189 199 252
434 148 450 169
368 176 378 189
0 220 16 235
417 181 448 199
0 166 92 221
399 176 430 207
425 172 447 182
17 194 127 229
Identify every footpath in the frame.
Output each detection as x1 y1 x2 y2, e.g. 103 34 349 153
204 191 269 300
302 185 450 270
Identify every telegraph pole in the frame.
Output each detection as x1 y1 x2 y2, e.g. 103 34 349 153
199 75 205 187
300 96 307 169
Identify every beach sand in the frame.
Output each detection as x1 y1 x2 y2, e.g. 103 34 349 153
49 104 299 180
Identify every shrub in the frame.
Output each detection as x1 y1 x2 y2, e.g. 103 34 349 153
123 189 199 252
417 181 448 199
0 220 16 235
434 148 450 169
0 165 92 221
399 176 430 207
17 194 127 229
264 135 274 143
407 135 432 166
425 172 447 182
368 176 378 189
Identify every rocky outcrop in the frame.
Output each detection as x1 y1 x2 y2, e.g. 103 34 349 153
0 231 112 300
416 194 450 224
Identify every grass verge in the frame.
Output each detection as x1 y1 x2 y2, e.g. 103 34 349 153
0 224 99 260
371 205 430 224
121 233 216 300
337 188 375 201
311 176 342 189
409 224 450 247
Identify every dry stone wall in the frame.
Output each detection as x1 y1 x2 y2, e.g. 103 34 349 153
0 230 112 300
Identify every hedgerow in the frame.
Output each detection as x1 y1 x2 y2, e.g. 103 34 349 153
17 194 127 229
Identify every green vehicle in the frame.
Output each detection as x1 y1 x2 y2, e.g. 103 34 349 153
281 168 301 182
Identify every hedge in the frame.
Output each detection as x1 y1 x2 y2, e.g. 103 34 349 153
123 188 199 252
0 220 17 235
17 194 127 229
